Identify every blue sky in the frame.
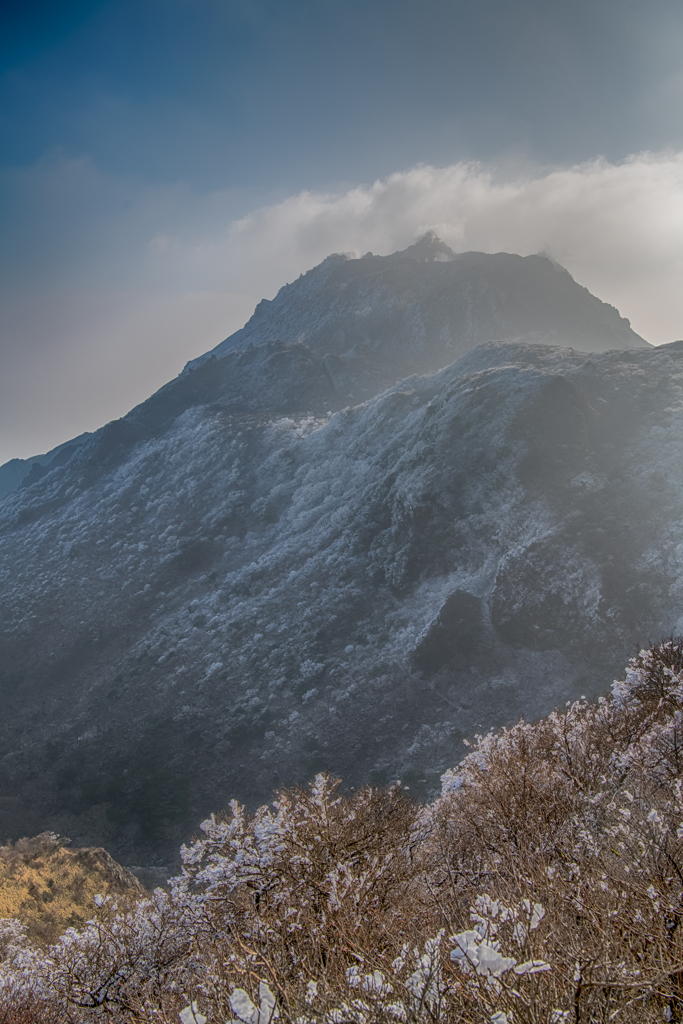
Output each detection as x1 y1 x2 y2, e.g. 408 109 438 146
1 0 683 461
4 0 682 189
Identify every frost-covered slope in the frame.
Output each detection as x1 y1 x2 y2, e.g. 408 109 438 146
0 332 682 865
0 432 93 499
186 234 647 377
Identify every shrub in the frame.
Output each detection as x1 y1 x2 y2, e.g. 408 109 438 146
4 640 683 1022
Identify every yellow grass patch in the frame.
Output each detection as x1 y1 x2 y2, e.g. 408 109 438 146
0 833 144 944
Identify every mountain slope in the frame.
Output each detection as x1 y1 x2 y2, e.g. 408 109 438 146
0 433 93 500
0 242 670 867
0 236 647 503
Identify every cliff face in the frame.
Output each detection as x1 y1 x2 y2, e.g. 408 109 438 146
0 241 670 865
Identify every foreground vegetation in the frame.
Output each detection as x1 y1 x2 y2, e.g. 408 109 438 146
4 641 683 1022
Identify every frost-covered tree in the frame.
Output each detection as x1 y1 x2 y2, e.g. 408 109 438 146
5 641 683 1022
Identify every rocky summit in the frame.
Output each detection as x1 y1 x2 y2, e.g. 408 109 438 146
0 237 677 867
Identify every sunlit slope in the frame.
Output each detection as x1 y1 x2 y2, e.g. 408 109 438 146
0 833 144 943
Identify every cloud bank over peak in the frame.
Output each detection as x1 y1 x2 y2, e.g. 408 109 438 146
1 150 683 463
205 152 683 345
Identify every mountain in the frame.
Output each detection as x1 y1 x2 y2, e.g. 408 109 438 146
187 234 647 375
0 238 671 868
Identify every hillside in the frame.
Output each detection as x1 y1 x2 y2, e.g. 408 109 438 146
0 237 646 502
0 832 143 944
0 433 93 502
0 239 670 867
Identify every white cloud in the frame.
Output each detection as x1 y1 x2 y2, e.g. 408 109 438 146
3 150 683 463
187 151 683 346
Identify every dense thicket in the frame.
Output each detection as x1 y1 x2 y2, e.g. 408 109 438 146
3 641 683 1023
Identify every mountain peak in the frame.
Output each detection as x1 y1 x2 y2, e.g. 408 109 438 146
185 237 647 374
393 231 457 262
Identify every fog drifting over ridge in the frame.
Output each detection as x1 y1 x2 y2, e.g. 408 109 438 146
210 152 683 346
2 150 683 464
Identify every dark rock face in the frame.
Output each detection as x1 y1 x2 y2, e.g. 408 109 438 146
0 240 671 867
413 591 485 672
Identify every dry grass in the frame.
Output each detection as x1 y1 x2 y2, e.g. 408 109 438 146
0 833 144 944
